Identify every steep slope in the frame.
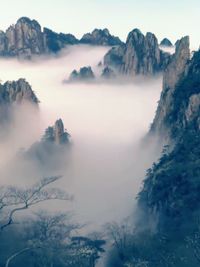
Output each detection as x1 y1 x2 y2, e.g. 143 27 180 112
139 38 200 235
80 28 122 46
25 119 70 168
104 29 171 76
0 18 123 58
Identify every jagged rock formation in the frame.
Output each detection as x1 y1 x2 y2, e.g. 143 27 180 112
104 29 171 76
0 78 39 105
0 18 123 58
138 37 200 236
160 38 173 47
80 28 122 46
26 119 70 168
0 17 78 58
150 36 191 140
42 119 70 145
69 66 95 81
101 66 116 79
43 28 78 53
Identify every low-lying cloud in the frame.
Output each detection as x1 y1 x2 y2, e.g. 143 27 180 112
0 45 162 229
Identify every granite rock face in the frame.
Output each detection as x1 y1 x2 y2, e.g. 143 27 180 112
0 17 78 58
42 119 70 145
25 119 70 170
104 29 171 76
0 18 123 58
160 38 173 47
138 41 200 236
69 66 95 81
80 28 122 46
43 27 78 53
150 36 191 140
0 78 39 105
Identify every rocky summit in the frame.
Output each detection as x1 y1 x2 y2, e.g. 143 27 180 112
150 36 191 141
69 66 95 81
0 78 39 106
0 18 123 59
80 28 122 46
160 38 173 47
0 17 80 58
42 119 70 145
104 28 171 76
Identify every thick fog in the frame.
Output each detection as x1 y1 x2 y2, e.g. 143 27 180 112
0 45 162 229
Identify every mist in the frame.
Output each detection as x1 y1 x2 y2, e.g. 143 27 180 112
0 45 162 229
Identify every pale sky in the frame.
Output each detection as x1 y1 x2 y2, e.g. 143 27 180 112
0 0 199 49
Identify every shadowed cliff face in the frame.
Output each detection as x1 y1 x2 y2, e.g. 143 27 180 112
80 28 122 46
138 38 200 235
104 28 171 77
0 78 38 128
0 17 122 59
150 36 200 142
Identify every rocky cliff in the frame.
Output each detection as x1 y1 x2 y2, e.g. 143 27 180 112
160 38 173 47
42 119 70 145
0 17 80 58
69 66 95 82
104 29 171 76
0 78 39 105
0 18 122 58
138 37 200 235
150 36 191 141
80 28 122 46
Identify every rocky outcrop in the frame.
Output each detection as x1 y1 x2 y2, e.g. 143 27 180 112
0 78 39 105
160 38 173 47
104 29 171 76
69 66 95 81
80 28 122 46
138 38 200 235
0 17 77 58
0 18 123 58
101 66 116 79
26 119 70 168
42 119 70 145
150 36 191 140
43 28 78 53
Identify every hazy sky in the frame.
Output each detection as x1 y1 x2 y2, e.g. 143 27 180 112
0 0 199 48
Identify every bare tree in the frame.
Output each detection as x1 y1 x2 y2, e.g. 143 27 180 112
105 221 134 261
0 176 72 230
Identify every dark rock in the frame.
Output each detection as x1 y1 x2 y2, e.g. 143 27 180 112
138 38 200 237
42 119 70 145
69 66 95 81
43 28 78 53
150 36 190 140
0 78 39 105
26 119 70 170
101 66 116 79
160 38 173 47
80 28 122 46
0 17 79 58
104 28 171 76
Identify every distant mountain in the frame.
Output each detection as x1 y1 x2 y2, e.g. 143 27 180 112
0 17 122 59
25 119 70 168
0 78 38 123
104 28 171 76
160 38 173 47
68 66 95 82
0 78 38 105
80 28 122 46
150 36 191 141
